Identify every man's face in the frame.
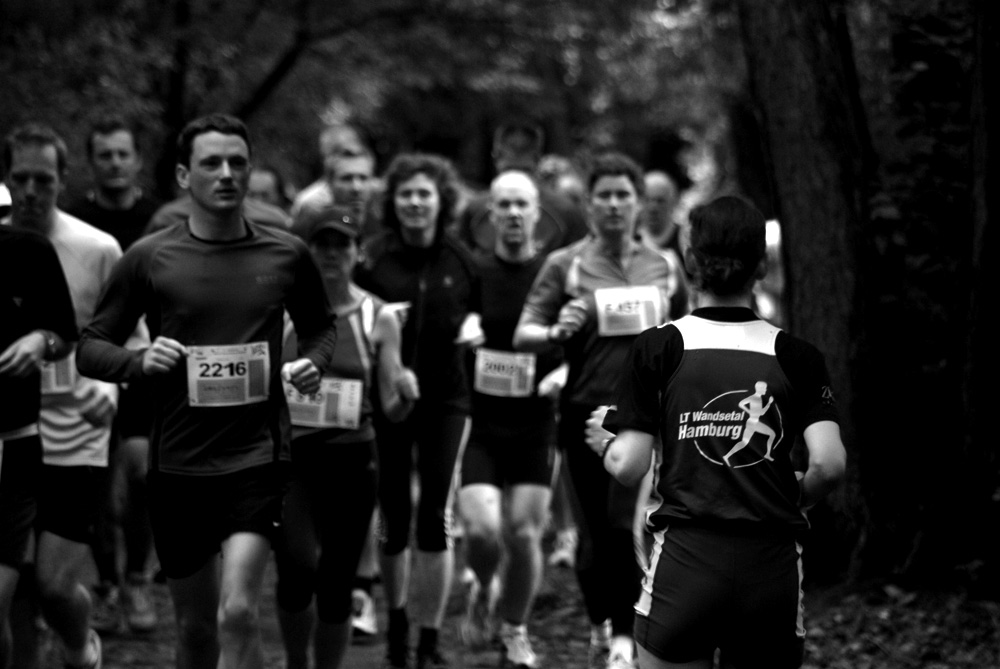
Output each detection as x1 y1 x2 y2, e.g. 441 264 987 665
90 130 141 193
490 174 539 250
328 155 374 218
589 174 640 241
176 132 250 214
642 175 677 234
7 143 62 228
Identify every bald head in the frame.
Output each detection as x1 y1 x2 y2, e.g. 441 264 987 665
490 170 540 258
491 170 538 202
642 170 678 235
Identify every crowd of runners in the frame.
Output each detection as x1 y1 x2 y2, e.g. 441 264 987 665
0 112 845 669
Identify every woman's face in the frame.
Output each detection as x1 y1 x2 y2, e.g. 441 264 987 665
394 172 441 235
588 174 640 241
310 229 358 282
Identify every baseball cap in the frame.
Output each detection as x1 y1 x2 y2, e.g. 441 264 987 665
291 205 360 242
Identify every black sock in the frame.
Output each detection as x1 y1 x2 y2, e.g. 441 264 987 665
418 626 439 655
388 607 409 645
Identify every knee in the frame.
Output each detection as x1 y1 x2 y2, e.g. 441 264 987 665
463 512 501 547
415 504 448 552
505 517 544 553
121 438 149 481
217 597 258 640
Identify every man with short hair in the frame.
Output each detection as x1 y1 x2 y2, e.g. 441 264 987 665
3 122 125 669
289 124 367 218
294 150 380 242
0 225 78 669
77 113 338 669
456 122 588 259
458 171 561 669
67 114 162 636
637 171 687 319
67 116 161 252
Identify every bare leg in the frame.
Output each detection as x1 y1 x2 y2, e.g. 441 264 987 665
498 484 550 625
379 549 410 611
35 532 93 665
458 485 502 589
412 549 453 629
216 532 271 669
168 556 221 669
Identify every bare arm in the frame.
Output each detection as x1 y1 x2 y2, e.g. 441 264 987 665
585 405 656 487
603 430 656 487
800 420 847 508
374 308 419 423
0 330 70 378
514 298 588 352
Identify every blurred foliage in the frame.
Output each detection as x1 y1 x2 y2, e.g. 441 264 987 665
0 0 744 199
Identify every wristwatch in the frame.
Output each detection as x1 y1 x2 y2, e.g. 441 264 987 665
40 330 58 360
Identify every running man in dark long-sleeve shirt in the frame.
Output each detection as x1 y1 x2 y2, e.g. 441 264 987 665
77 114 336 669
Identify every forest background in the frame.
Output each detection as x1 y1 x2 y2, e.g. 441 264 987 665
0 0 995 596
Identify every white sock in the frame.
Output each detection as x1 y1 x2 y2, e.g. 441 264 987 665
609 634 634 660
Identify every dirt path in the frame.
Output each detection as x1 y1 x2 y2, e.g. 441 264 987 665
35 540 589 669
30 545 1000 668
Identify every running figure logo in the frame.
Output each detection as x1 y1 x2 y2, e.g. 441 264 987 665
723 381 777 467
678 380 784 468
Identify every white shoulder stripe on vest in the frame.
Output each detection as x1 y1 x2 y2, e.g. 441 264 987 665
673 315 780 354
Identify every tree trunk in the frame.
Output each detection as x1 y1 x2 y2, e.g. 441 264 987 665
968 0 999 595
154 0 191 199
735 0 875 580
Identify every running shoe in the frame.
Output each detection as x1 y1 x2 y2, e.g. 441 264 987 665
65 628 102 669
606 651 636 669
460 575 499 649
89 585 123 635
383 648 410 669
547 528 577 568
587 620 611 669
415 647 450 669
500 624 538 668
351 588 378 639
124 575 158 633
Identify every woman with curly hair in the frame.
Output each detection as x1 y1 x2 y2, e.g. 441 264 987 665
355 153 483 669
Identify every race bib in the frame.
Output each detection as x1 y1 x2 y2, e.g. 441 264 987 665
594 286 663 337
474 348 536 398
186 342 269 407
40 350 77 395
285 377 363 429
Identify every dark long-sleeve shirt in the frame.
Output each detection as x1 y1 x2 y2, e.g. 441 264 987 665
1 226 78 434
78 220 336 475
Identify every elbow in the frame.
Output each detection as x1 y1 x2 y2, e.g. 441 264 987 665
820 451 848 488
605 453 647 488
808 450 847 499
